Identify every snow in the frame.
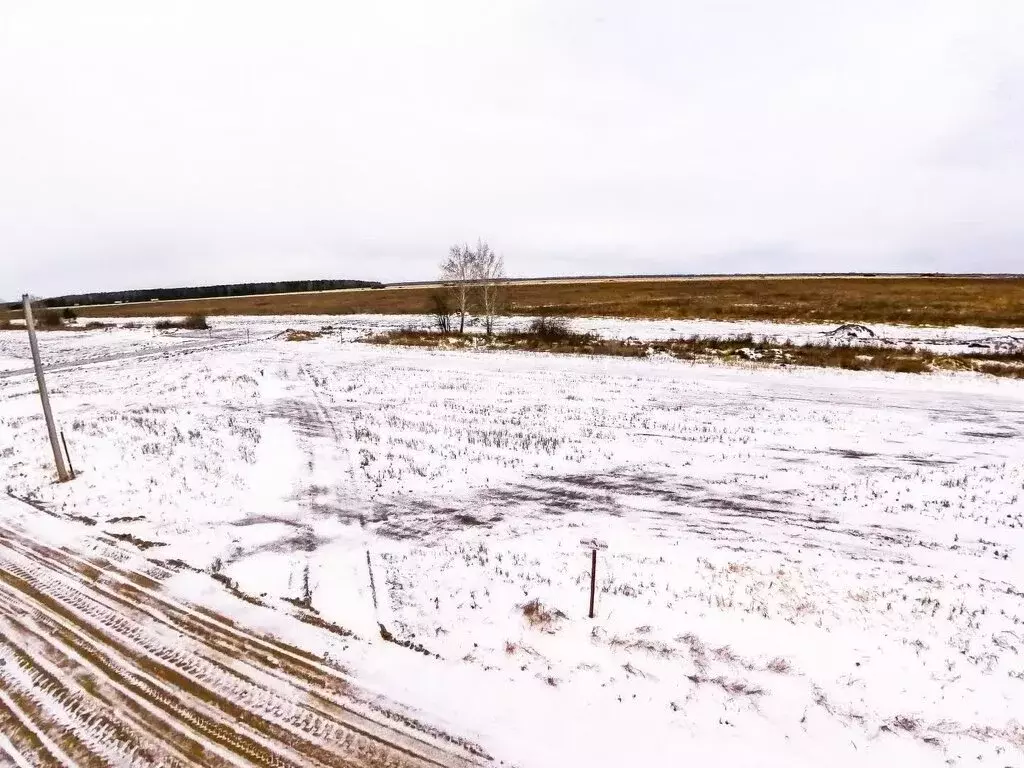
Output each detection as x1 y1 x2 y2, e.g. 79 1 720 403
217 313 1024 355
0 733 33 768
1 316 1023 766
6 312 1021 362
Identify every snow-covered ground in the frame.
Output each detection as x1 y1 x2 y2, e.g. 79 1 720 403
4 313 1021 374
211 313 1024 353
0 496 482 767
1 317 1023 767
249 313 1024 354
0 324 250 375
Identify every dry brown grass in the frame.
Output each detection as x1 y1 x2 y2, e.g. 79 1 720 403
283 329 323 342
972 361 1024 379
364 328 1024 378
668 335 937 373
30 276 1024 327
103 531 168 551
368 328 650 358
686 673 766 696
521 598 553 627
520 598 566 631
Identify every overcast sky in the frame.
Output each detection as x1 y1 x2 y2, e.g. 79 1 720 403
2 0 1022 296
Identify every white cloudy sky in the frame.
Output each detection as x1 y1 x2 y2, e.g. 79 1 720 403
1 0 1022 296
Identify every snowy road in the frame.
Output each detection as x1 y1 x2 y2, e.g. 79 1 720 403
0 498 481 768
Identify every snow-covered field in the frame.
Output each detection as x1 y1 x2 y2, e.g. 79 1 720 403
4 313 1021 375
1 316 1023 767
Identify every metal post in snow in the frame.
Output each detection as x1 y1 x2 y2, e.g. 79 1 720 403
589 549 597 619
60 431 76 480
366 550 379 613
23 295 69 482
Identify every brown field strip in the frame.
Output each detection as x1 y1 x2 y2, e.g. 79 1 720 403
27 276 1024 327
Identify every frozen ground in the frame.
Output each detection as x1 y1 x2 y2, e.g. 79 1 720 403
0 496 482 767
216 313 1023 354
3 313 1022 375
1 317 1023 767
0 325 252 376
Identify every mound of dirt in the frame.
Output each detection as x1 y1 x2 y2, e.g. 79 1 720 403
823 323 876 339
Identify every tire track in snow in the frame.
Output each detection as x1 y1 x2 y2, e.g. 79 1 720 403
296 363 363 499
0 521 483 767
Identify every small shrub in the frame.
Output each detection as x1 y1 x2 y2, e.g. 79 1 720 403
0 311 10 329
62 307 77 322
35 308 64 328
528 315 574 340
521 598 551 626
181 314 209 330
365 329 471 347
890 715 920 732
155 315 210 331
494 315 597 351
430 292 452 334
520 598 566 630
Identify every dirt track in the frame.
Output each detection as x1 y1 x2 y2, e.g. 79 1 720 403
0 516 482 768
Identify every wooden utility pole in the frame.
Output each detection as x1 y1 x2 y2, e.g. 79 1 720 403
23 295 69 482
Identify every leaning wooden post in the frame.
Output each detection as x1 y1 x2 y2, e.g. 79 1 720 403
23 295 69 482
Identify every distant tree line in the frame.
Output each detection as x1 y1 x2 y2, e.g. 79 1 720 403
3 279 383 310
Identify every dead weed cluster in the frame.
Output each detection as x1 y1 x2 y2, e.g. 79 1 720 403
520 598 566 631
364 328 1024 378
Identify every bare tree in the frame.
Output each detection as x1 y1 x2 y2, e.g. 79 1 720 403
430 291 452 334
440 243 476 334
471 239 506 337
